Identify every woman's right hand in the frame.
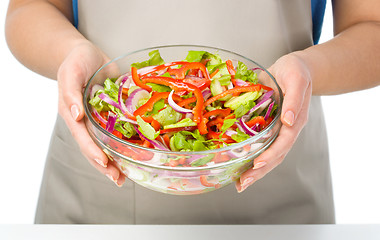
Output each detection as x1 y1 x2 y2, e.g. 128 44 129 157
57 40 126 187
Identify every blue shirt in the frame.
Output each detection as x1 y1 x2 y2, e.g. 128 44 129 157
72 0 326 44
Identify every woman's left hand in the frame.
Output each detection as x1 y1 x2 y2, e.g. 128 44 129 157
236 52 313 192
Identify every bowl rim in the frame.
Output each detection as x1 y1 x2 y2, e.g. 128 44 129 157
83 44 283 169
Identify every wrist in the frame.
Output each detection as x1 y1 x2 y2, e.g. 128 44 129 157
290 46 330 95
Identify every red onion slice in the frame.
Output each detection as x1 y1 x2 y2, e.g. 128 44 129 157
264 101 275 120
118 76 133 115
98 93 121 109
185 112 194 120
125 88 150 114
202 89 212 100
239 118 258 136
93 109 107 125
134 126 170 151
115 73 131 85
105 111 117 133
168 90 192 114
119 115 138 125
137 65 158 76
252 123 261 132
225 130 238 137
90 84 104 99
233 79 250 87
243 90 274 119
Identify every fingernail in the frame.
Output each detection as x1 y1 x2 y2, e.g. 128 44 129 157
95 158 107 168
241 177 255 188
70 104 80 120
116 179 124 188
106 174 117 184
283 111 295 126
238 180 252 193
253 161 267 169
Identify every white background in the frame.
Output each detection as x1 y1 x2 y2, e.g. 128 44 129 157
0 1 379 224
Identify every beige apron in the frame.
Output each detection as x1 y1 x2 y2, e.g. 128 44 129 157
35 0 335 224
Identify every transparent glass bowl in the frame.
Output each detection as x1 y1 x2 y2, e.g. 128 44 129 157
83 45 283 195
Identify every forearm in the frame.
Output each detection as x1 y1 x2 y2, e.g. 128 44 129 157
295 21 380 95
5 0 87 79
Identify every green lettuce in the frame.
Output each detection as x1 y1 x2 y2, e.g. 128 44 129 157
185 50 223 66
114 121 136 138
231 128 251 143
89 78 120 112
235 61 258 83
185 50 207 62
152 106 182 126
220 118 237 134
163 118 197 129
131 50 165 69
225 91 261 110
146 83 171 92
136 116 159 140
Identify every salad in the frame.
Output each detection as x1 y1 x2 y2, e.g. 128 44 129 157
89 50 277 168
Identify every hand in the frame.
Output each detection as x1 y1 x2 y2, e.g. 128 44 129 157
57 41 126 187
236 53 312 192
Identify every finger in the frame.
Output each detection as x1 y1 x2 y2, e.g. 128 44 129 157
88 157 125 187
59 99 110 168
58 61 89 122
236 125 296 193
57 45 106 122
237 86 312 193
280 70 310 127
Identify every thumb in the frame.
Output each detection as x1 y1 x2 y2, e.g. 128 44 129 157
58 61 87 122
270 55 312 127
57 44 105 122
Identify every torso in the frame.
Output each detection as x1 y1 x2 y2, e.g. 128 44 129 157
35 0 335 224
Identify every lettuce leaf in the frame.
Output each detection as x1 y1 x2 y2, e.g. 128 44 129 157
131 50 165 69
220 118 237 134
235 61 258 84
103 78 119 100
185 50 207 62
185 50 222 66
114 121 136 138
136 115 159 140
146 83 171 92
163 118 197 129
231 128 251 143
172 132 191 150
152 106 182 126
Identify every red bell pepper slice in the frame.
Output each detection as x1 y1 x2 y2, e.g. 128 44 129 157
204 108 231 119
177 96 196 107
225 60 236 76
168 62 211 80
246 116 266 128
182 77 211 91
198 117 209 135
139 61 189 77
141 76 204 124
131 66 152 91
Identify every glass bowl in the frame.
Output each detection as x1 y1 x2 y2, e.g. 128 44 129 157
83 45 283 195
